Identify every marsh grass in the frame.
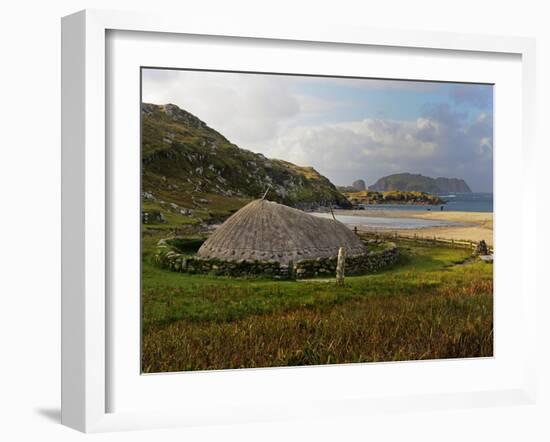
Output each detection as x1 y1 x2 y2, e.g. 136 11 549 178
141 239 493 372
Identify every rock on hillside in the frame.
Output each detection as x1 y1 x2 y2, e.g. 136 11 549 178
370 173 471 193
352 179 366 191
141 103 351 211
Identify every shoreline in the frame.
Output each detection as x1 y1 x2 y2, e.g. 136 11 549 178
331 209 494 247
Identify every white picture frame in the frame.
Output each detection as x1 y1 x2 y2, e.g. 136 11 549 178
61 9 537 433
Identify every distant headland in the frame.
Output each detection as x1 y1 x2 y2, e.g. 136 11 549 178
369 173 472 193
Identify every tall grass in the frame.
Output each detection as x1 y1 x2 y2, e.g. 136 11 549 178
141 240 493 372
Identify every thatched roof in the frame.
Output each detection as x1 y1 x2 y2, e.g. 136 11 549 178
197 199 368 265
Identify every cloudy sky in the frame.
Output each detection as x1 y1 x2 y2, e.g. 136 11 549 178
142 69 493 192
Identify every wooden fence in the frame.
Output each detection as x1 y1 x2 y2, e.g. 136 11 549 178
358 231 494 254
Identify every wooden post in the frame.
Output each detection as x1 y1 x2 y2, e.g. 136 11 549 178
329 205 336 221
336 246 346 287
261 183 272 200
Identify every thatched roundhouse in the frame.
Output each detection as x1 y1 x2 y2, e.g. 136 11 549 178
197 199 368 265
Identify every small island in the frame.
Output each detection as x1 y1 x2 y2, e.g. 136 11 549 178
343 189 446 207
369 172 471 193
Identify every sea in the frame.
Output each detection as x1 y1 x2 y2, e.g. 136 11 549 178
314 213 463 230
358 192 493 213
313 193 493 230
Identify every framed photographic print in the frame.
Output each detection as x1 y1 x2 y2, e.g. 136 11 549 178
61 9 537 432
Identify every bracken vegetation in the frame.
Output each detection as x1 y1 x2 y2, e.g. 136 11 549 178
141 239 493 373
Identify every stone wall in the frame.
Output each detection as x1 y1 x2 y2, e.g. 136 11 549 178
155 241 398 279
293 244 398 278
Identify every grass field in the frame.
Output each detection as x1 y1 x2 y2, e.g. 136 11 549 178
141 237 493 373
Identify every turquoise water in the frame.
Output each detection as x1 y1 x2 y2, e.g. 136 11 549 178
313 213 462 230
312 193 492 229
360 192 493 213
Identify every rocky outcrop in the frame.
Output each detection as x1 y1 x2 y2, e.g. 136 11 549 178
352 179 366 191
142 210 166 224
344 189 445 206
434 177 472 193
473 240 489 256
370 173 471 193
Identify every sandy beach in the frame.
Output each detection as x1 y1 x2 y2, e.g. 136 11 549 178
333 209 493 247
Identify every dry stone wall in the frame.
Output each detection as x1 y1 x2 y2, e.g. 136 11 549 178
155 241 398 279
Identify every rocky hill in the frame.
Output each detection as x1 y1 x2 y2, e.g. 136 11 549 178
352 179 366 191
141 103 350 226
369 173 471 193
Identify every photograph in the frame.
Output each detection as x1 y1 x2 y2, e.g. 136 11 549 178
140 68 494 373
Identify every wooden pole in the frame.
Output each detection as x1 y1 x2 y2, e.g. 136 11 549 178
336 246 346 287
261 184 272 200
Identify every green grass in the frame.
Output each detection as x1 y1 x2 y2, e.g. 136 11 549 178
141 238 493 372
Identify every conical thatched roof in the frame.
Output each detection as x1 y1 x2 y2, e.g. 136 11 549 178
197 199 367 265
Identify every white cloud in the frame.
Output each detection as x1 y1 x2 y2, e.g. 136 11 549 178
257 111 492 190
142 69 493 191
298 76 446 92
142 69 301 145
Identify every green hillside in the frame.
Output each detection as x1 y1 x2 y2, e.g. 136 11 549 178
141 103 350 229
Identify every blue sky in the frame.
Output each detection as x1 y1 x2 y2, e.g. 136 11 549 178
142 69 493 192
